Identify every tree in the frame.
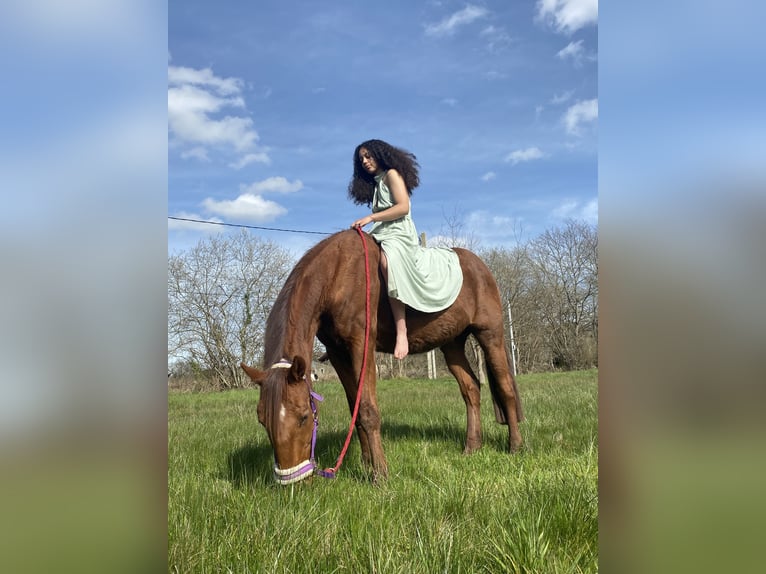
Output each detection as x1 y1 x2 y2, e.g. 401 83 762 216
481 244 537 372
527 219 598 369
480 219 598 372
432 206 481 251
168 230 295 388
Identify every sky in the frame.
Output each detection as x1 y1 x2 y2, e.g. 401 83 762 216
168 0 597 255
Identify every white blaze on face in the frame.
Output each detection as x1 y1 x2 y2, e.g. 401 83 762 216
279 403 287 423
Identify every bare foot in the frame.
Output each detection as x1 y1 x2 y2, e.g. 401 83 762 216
394 334 409 360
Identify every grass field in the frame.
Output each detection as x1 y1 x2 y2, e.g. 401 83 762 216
168 369 598 573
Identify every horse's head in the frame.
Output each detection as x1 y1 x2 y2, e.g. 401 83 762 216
240 357 319 485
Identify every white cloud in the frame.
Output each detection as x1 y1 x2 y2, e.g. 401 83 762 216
557 40 584 64
180 147 210 162
168 83 254 150
550 90 575 105
202 194 287 222
480 25 512 52
168 64 271 165
552 197 598 223
172 178 300 229
240 176 303 194
582 197 598 224
557 40 596 67
425 5 488 37
505 146 544 165
563 98 598 135
464 210 523 246
441 98 458 107
481 171 496 182
536 0 598 34
552 199 579 218
229 152 271 169
168 65 242 95
466 211 491 226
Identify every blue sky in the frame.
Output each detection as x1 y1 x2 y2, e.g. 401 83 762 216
168 0 597 255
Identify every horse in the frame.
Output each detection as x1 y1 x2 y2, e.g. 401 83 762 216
240 229 523 484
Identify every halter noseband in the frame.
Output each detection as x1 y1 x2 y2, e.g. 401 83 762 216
269 359 329 485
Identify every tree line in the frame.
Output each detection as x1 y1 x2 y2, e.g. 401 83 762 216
168 219 597 390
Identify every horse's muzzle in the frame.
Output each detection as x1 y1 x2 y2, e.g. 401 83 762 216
273 459 316 485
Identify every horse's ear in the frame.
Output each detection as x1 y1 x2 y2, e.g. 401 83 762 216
288 356 307 383
240 362 267 387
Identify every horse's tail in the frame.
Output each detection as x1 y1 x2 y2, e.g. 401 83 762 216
487 345 524 424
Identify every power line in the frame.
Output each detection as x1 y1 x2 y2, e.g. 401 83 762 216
168 216 333 236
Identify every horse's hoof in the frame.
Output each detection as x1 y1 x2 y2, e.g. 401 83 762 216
463 441 482 454
371 468 389 486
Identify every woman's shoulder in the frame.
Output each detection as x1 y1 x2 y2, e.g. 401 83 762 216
383 168 404 185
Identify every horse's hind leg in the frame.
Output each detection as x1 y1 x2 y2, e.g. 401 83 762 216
473 328 523 453
441 338 483 454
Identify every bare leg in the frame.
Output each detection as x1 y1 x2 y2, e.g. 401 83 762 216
380 251 408 359
390 299 408 360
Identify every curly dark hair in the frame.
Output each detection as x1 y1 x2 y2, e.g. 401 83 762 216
347 139 420 206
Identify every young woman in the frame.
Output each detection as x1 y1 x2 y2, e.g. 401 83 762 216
350 139 463 359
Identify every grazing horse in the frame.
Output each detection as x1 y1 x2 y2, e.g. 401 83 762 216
240 229 523 483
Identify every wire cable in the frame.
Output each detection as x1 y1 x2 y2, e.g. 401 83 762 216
168 216 333 236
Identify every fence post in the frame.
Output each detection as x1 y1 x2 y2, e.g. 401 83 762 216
507 301 518 377
421 232 437 379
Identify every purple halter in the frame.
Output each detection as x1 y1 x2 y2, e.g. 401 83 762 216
270 360 336 485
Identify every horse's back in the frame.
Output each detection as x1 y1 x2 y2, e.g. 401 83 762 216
311 232 503 352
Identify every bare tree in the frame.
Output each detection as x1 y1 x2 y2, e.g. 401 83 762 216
432 206 481 251
480 219 598 372
168 230 295 389
481 244 535 373
527 219 598 369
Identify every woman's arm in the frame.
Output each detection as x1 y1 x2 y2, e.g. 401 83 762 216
351 169 410 228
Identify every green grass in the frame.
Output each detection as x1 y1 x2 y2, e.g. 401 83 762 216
169 369 598 573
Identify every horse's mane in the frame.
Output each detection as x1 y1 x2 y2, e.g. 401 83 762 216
260 256 308 436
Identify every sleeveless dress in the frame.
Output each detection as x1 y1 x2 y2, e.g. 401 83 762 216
369 171 463 313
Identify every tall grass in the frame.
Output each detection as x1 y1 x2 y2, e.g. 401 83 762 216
169 369 597 573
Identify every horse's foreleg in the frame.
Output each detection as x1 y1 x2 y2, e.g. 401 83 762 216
325 349 373 468
356 391 388 482
474 330 523 453
326 347 388 481
355 422 373 467
441 339 483 454
352 341 388 481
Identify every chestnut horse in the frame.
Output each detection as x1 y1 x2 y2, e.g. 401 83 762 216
240 229 523 483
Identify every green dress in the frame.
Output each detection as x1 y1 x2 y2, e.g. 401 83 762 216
369 171 463 313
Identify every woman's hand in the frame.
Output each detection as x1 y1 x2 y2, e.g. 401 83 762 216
351 215 374 229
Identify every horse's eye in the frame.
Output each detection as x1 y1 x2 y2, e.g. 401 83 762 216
298 414 309 427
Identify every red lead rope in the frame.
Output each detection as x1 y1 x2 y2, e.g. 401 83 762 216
318 227 371 477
